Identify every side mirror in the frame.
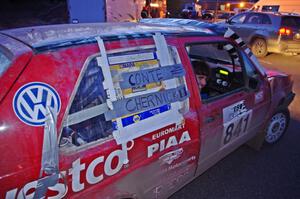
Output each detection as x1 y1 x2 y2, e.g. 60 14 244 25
248 76 260 91
33 107 60 199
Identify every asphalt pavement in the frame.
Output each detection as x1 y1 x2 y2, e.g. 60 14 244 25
170 54 300 199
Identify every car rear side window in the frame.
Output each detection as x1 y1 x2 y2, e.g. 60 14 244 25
245 13 271 24
281 16 300 29
231 13 246 24
262 14 272 24
0 46 12 77
60 56 113 148
60 43 189 149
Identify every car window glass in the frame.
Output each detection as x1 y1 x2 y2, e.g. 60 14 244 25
0 46 12 77
282 16 300 29
60 57 113 148
245 14 263 24
186 42 245 102
262 14 272 24
247 54 266 76
230 14 246 24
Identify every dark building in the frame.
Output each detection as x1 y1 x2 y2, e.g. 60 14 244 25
199 0 258 10
167 0 194 17
166 0 258 17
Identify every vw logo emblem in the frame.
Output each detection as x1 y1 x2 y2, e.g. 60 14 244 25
13 82 61 126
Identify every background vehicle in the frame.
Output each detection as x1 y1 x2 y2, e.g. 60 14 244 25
217 11 235 20
221 11 300 57
0 20 294 198
181 2 201 19
202 9 214 20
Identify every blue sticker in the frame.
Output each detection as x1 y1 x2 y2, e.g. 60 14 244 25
113 104 171 129
13 82 61 126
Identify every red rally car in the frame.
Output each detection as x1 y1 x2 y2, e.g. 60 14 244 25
0 21 295 199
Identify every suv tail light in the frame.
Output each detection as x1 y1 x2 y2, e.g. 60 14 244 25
279 27 292 36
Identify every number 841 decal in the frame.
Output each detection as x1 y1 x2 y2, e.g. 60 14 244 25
221 110 253 147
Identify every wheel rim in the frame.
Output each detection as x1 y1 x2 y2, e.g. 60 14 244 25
253 40 266 56
265 113 287 143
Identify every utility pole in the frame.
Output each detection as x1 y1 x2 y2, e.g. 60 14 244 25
214 0 219 22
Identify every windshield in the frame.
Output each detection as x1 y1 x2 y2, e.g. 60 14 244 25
0 46 12 77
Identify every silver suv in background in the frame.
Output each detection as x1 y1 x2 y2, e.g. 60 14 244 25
222 11 300 57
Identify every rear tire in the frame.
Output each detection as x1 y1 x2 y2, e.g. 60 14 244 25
264 109 290 144
251 38 268 57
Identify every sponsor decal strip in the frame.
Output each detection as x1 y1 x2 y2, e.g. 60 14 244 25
122 82 162 95
110 59 159 70
112 104 171 129
108 52 157 65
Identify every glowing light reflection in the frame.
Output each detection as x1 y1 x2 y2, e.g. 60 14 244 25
0 125 7 131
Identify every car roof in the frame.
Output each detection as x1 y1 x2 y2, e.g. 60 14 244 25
140 18 227 34
245 11 300 17
0 22 217 51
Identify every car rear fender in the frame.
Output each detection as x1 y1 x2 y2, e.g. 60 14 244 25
0 34 33 103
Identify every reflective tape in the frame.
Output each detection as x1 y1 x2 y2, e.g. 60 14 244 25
120 64 185 89
105 85 189 120
66 103 109 126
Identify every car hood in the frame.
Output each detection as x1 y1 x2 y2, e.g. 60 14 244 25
265 69 288 78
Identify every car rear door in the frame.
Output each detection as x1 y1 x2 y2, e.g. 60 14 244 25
58 35 199 199
0 34 33 102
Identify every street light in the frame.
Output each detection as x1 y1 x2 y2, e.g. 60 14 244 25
239 2 245 8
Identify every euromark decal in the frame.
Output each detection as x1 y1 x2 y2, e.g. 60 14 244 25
13 82 61 126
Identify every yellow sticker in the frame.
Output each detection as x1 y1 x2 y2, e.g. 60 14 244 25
122 82 162 95
110 60 159 70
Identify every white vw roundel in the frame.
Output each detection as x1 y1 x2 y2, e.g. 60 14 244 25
13 82 61 126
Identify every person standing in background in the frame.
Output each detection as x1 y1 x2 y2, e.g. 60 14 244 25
141 0 152 18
